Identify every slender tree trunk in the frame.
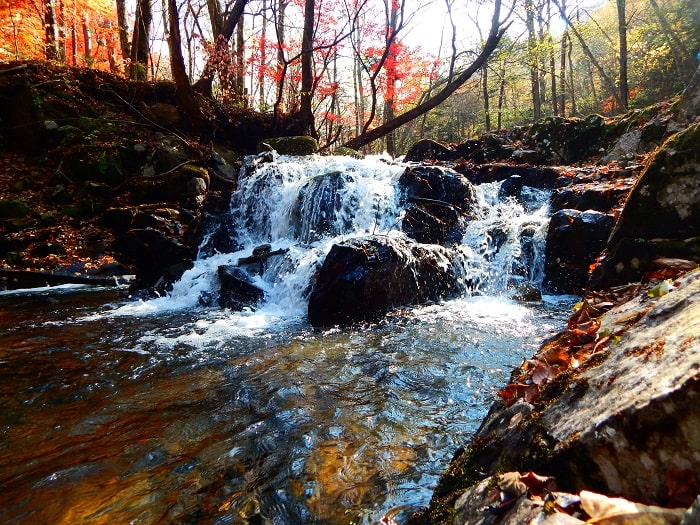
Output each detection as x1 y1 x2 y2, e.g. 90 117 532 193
115 0 130 70
44 0 59 60
130 0 151 80
82 14 92 65
482 65 491 131
497 63 506 129
299 0 316 136
567 33 576 114
559 27 568 115
259 0 267 110
236 16 245 104
616 0 628 110
166 0 205 136
525 0 541 120
382 0 399 155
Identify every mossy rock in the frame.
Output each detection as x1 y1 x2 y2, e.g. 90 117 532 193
257 136 319 155
333 146 360 157
0 199 30 219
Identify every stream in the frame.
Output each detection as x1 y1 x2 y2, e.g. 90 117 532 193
0 155 574 524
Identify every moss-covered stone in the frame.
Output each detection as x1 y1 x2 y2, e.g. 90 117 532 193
257 135 319 155
0 199 30 219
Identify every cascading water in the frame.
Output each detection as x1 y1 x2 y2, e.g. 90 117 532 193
0 155 572 525
150 154 551 317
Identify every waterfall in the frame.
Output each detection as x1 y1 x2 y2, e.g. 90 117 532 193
124 155 552 319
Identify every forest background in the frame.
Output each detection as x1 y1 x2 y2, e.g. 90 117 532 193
1 0 699 155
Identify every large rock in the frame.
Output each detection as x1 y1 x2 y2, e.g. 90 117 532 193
399 166 477 245
591 123 700 289
420 268 700 524
111 228 193 288
307 235 468 326
543 209 616 294
217 265 265 310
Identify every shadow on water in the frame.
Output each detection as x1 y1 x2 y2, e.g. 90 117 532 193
0 285 573 524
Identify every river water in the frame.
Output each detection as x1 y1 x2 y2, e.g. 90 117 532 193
0 155 574 524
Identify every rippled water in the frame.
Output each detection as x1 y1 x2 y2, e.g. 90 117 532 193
0 285 572 524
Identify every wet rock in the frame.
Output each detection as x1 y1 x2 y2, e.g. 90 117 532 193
550 183 631 213
510 149 543 164
457 164 561 189
111 228 193 287
257 136 318 155
290 171 352 243
543 209 615 294
404 139 457 162
422 269 700 524
591 122 700 289
97 207 136 234
308 236 467 326
217 265 265 310
527 114 611 164
399 165 476 245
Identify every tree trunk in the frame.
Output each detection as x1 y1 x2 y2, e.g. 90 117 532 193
525 0 541 120
167 0 206 136
130 0 151 80
115 0 130 70
193 0 248 95
236 16 246 104
482 65 491 132
616 0 628 110
44 0 59 60
82 14 92 65
343 0 506 150
206 0 223 37
382 0 399 155
299 0 316 136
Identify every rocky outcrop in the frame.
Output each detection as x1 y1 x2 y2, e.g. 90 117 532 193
418 268 700 524
591 122 700 289
257 135 319 155
307 235 468 326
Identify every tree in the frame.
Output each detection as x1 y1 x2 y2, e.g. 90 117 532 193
166 0 205 135
193 0 249 95
299 0 316 135
343 0 510 150
130 0 151 79
616 0 628 110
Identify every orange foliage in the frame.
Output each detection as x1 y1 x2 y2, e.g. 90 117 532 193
0 0 120 71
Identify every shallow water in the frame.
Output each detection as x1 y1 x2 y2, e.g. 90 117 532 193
0 285 572 524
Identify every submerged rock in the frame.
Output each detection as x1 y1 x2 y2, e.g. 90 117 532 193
307 235 468 326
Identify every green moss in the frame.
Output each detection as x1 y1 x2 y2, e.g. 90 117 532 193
257 136 319 155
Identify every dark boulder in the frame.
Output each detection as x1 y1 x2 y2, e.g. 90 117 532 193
591 122 700 289
404 139 457 162
456 164 561 188
307 236 466 326
398 165 477 245
543 209 615 294
217 265 265 310
550 183 631 213
112 228 193 287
